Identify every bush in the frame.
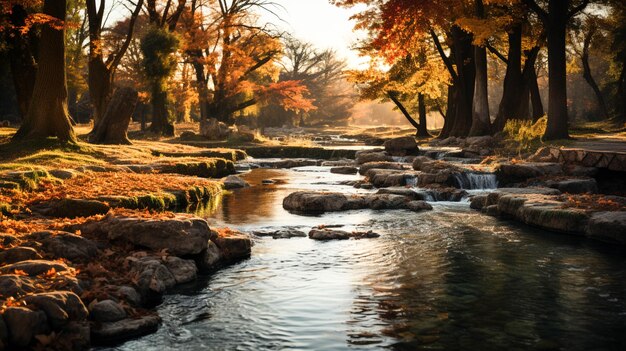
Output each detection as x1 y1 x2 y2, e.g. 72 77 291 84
503 116 547 154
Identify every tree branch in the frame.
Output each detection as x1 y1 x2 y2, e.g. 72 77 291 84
522 0 548 22
429 28 458 82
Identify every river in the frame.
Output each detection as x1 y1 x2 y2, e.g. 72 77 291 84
112 166 626 350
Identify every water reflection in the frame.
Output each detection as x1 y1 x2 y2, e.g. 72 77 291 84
116 168 626 351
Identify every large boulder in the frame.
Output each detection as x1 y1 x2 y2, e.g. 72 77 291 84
0 260 69 276
78 215 212 256
162 256 198 284
358 162 405 175
89 300 127 323
283 192 352 213
23 291 88 329
308 229 380 241
496 162 563 185
223 175 250 190
213 231 252 262
195 241 223 271
545 178 598 194
126 256 176 302
29 231 98 261
3 307 49 348
91 315 160 345
586 212 626 244
330 166 358 175
384 136 418 156
283 191 435 213
365 169 417 188
0 246 41 265
0 275 37 297
355 150 393 165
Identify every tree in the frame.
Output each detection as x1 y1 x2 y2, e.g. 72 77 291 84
524 0 591 140
143 0 186 136
12 0 77 142
86 0 144 134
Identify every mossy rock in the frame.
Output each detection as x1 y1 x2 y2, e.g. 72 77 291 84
163 159 235 178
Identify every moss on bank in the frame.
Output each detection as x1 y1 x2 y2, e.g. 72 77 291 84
162 159 235 178
244 146 356 160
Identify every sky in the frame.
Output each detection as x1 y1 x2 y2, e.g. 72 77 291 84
258 0 368 69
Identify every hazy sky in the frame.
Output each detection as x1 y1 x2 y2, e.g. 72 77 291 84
259 0 367 68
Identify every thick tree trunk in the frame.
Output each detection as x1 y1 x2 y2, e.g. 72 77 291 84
529 68 545 121
6 4 37 120
581 30 609 119
148 83 175 136
494 24 523 131
449 26 475 137
387 91 420 130
13 0 76 143
470 45 491 136
544 0 570 140
90 87 137 144
189 50 211 121
417 93 430 137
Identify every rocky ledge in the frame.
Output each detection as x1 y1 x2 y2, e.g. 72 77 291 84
0 215 253 349
470 188 626 244
283 191 433 213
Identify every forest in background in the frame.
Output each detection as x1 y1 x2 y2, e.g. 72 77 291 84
0 0 624 143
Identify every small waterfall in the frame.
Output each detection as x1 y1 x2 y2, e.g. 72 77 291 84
392 156 410 163
404 175 418 187
452 172 497 190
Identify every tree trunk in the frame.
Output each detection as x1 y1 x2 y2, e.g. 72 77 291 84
189 50 210 121
90 87 137 144
494 24 523 131
544 0 570 140
13 0 76 143
6 4 37 120
387 91 420 130
470 45 491 136
449 26 475 137
88 59 113 127
439 85 457 138
417 93 430 137
149 83 175 136
529 67 545 121
617 61 626 122
581 29 609 119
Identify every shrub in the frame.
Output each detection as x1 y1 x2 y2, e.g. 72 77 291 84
503 116 547 155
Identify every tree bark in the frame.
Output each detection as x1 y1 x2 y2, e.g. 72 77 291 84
90 87 137 144
529 67 545 121
449 26 475 137
470 45 491 136
439 84 457 138
6 4 37 120
494 24 523 131
417 93 430 137
149 84 175 136
12 0 76 143
581 28 609 119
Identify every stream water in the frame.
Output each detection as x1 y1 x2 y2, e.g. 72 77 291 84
113 166 626 350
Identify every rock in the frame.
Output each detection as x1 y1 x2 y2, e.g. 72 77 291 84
126 256 176 301
365 168 417 188
223 175 250 190
116 286 141 306
0 275 37 298
496 187 562 196
406 201 433 212
163 256 197 284
3 307 49 348
412 156 434 171
91 315 161 345
308 229 380 240
213 232 252 262
252 229 307 239
23 291 88 329
49 169 77 180
257 159 320 169
196 241 223 271
358 162 405 175
321 160 356 167
0 246 41 265
0 315 7 350
78 215 212 256
364 194 412 210
29 231 98 261
0 234 18 247
496 162 563 185
546 178 598 194
283 192 352 213
384 136 418 156
200 118 230 140
564 165 598 177
33 199 111 218
0 260 69 276
586 212 626 244
90 300 127 323
330 166 358 175
355 150 393 165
